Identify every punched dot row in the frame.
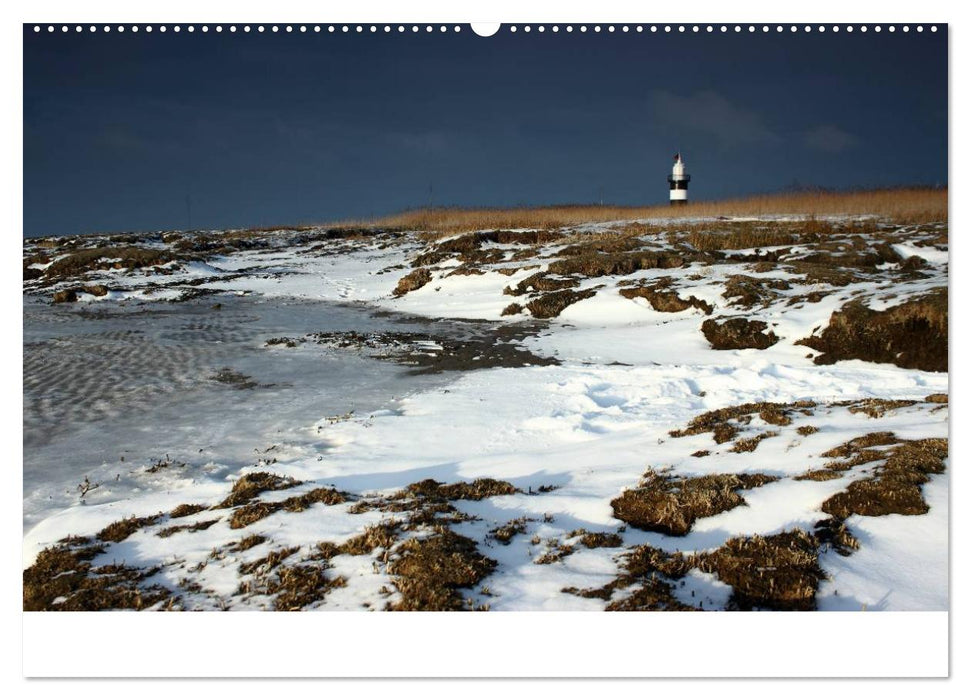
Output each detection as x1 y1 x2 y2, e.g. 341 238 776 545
512 25 936 34
32 24 939 34
33 25 465 34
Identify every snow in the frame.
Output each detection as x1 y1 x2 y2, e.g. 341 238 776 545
817 471 949 611
892 242 949 266
22 217 949 611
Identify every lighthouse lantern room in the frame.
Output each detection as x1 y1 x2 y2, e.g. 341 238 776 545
668 152 690 205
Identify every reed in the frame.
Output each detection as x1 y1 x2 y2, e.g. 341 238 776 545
356 187 946 236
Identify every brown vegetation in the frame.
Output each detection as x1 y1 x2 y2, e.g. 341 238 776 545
412 229 565 266
238 545 300 576
534 540 576 565
45 246 180 280
821 431 899 459
702 317 780 350
97 514 162 543
604 581 698 610
564 545 696 610
157 519 219 538
722 275 791 308
611 469 778 536
813 517 861 556
24 538 174 611
526 288 598 318
798 289 947 372
489 517 531 545
503 271 578 296
729 431 779 453
568 525 828 611
51 289 78 303
670 401 814 443
619 281 713 314
339 522 399 555
393 268 433 296
229 534 267 552
547 251 684 278
397 478 519 502
694 530 824 611
846 399 919 418
794 469 844 482
367 189 946 236
822 438 948 518
216 472 302 509
350 478 517 532
687 228 802 252
570 530 624 549
269 564 347 611
228 487 347 529
388 530 496 610
170 503 208 518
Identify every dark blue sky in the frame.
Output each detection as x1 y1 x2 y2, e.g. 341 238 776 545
24 25 947 237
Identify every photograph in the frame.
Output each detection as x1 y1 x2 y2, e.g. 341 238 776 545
22 19 948 622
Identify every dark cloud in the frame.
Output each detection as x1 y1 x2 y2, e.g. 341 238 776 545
650 90 783 147
803 125 860 153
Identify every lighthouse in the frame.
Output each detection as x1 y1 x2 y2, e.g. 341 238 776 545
668 152 690 205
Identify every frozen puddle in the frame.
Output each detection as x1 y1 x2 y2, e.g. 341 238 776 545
22 294 463 530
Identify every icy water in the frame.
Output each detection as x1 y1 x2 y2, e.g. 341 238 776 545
22 293 458 530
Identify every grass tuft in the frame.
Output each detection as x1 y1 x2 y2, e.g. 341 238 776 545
97 514 162 543
694 530 823 611
388 530 496 610
611 469 778 536
216 472 303 509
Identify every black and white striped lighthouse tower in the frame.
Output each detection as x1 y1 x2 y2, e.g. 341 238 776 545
668 152 690 205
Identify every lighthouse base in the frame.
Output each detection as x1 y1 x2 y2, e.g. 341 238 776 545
669 199 688 206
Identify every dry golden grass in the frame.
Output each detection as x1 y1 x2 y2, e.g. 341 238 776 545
357 188 945 236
